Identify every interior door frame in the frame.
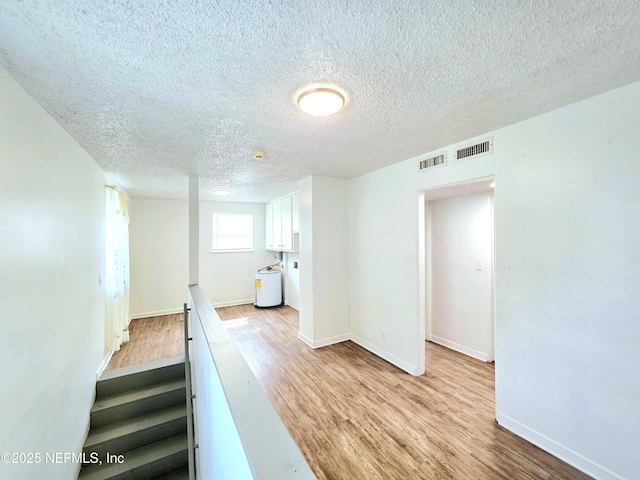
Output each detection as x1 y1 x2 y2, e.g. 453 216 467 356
417 176 496 373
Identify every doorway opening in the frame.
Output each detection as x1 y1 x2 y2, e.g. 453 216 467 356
417 177 495 374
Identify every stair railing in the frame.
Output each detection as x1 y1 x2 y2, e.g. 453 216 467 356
187 284 315 479
183 303 196 480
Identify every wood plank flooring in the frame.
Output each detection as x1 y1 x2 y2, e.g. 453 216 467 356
108 305 592 479
106 314 184 370
217 304 592 480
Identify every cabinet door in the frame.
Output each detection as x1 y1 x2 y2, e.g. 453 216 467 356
272 199 282 250
281 195 293 251
265 202 274 250
291 191 299 233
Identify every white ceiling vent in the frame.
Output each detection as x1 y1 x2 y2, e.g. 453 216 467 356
455 137 493 162
418 153 446 172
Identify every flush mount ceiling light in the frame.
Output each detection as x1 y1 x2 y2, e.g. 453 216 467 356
297 87 345 116
213 189 232 196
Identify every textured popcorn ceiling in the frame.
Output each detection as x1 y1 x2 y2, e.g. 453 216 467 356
1 1 639 202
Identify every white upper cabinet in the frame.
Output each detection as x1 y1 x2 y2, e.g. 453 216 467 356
272 198 282 250
291 191 299 233
265 202 274 250
280 195 292 251
265 192 298 252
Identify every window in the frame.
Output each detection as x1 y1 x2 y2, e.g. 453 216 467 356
211 212 254 252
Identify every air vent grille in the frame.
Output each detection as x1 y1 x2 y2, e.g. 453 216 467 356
456 138 493 162
418 153 446 172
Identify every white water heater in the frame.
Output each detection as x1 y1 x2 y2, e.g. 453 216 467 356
255 268 282 307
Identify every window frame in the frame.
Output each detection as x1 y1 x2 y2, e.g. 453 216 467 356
211 211 254 253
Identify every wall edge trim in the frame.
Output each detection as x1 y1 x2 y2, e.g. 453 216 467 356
131 299 256 321
296 332 349 348
430 335 489 362
130 307 183 320
96 349 115 380
212 298 255 308
284 301 300 311
312 333 350 348
350 334 421 376
496 412 626 480
297 331 314 348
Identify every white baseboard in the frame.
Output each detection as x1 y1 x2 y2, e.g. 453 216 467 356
429 335 489 362
297 332 423 376
284 301 299 311
110 336 122 353
297 331 314 348
130 300 255 321
296 331 349 348
130 307 183 320
96 349 115 380
350 334 421 376
497 412 626 480
212 298 255 308
313 333 350 348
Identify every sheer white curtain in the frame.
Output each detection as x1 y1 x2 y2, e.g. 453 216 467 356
105 186 130 351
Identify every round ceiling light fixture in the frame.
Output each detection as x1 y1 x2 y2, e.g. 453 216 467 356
213 189 232 196
297 87 345 116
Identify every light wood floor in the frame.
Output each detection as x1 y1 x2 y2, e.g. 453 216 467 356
106 313 184 370
108 305 592 479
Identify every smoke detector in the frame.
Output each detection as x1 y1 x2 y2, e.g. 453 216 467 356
252 150 265 160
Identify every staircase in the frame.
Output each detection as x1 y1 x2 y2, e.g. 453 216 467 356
79 356 190 480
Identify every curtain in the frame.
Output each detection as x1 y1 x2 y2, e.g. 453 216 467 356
105 187 130 351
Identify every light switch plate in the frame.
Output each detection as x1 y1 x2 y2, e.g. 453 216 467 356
476 260 483 271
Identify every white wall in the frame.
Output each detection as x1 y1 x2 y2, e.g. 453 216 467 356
349 145 496 375
493 84 640 480
130 198 274 317
0 71 107 479
298 178 314 341
298 176 350 347
348 82 640 479
283 252 300 310
129 198 189 317
200 201 275 306
429 193 493 361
